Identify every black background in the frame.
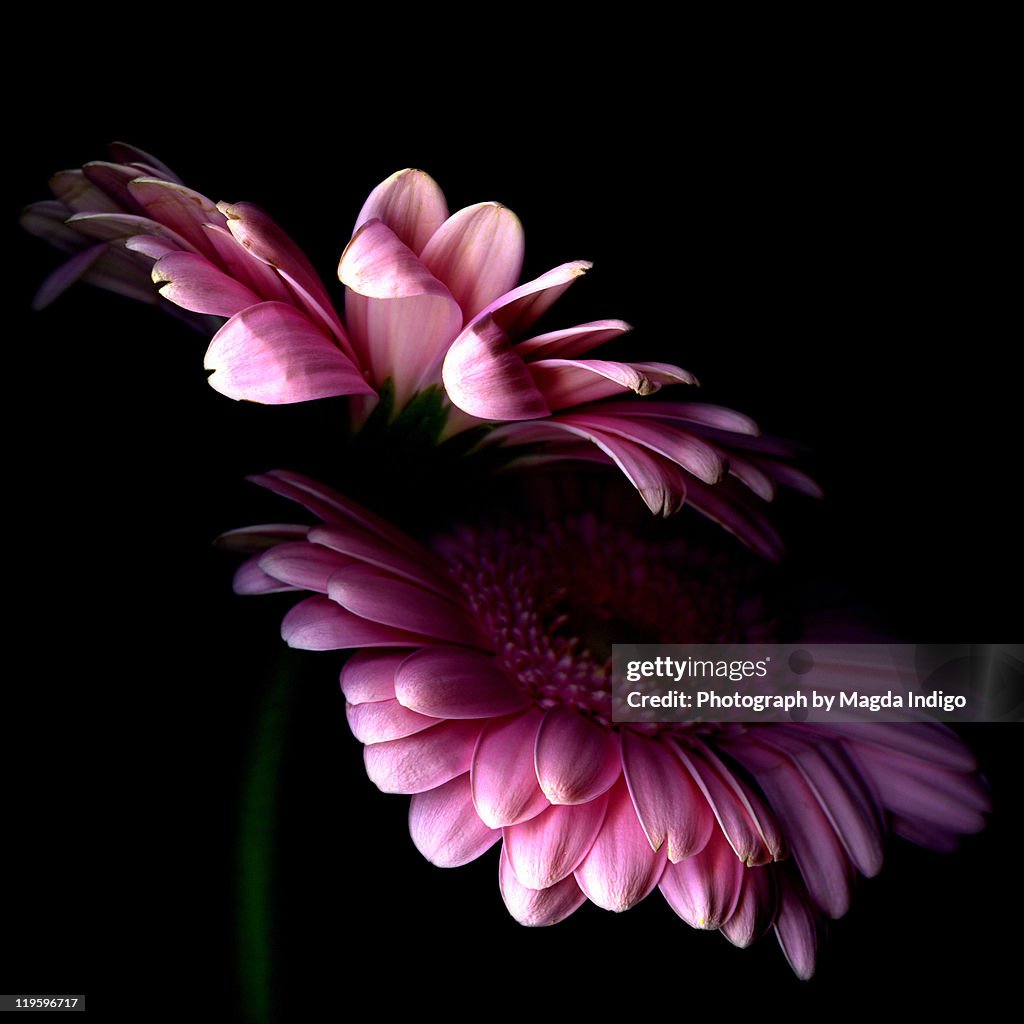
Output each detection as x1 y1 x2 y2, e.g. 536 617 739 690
4 62 1020 1021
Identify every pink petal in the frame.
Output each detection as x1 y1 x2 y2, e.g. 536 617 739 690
726 739 852 919
473 261 592 338
534 707 621 806
720 866 776 948
514 320 633 359
891 815 962 853
499 846 587 926
503 796 609 889
760 730 884 877
557 412 725 484
364 720 482 794
127 177 224 259
202 223 294 304
725 452 776 501
232 555 300 595
620 732 714 862
204 301 373 404
684 478 785 561
107 142 182 183
395 648 529 719
678 742 785 865
511 419 689 517
151 251 261 317
758 459 825 498
308 524 455 598
588 399 761 436
65 212 197 252
340 651 406 705
215 523 309 554
218 200 346 347
327 565 480 646
258 541 353 593
21 200 83 251
249 469 427 557
471 710 551 828
442 315 550 420
528 359 696 410
827 722 977 772
409 774 500 867
774 881 818 980
345 697 440 744
49 169 122 213
125 235 182 261
659 826 744 929
421 202 525 320
575 779 667 912
281 596 436 650
81 161 148 211
355 168 449 256
339 219 462 402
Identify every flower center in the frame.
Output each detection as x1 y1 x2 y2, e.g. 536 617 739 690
442 515 768 729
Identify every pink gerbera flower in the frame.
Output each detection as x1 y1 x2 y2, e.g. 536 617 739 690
24 146 815 546
222 469 988 979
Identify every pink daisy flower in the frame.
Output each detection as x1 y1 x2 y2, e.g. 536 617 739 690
222 469 988 979
24 146 815 544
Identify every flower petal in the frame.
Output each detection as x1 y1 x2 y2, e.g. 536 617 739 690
535 707 621 805
31 244 107 310
340 650 406 704
575 779 667 912
395 648 529 719
127 177 224 259
281 596 437 650
345 698 440 743
363 720 482 794
471 710 551 828
659 826 744 929
151 251 261 317
499 846 587 926
215 523 309 554
409 774 500 867
720 866 776 948
774 880 818 980
527 360 696 410
421 202 525 320
355 168 449 256
442 315 550 420
503 796 609 889
204 301 373 404
514 320 633 359
684 478 785 561
232 555 300 595
473 260 591 337
65 212 197 252
327 565 480 646
49 169 122 214
621 732 714 862
587 399 761 436
258 541 353 593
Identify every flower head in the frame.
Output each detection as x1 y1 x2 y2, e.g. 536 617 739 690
223 470 988 979
25 148 815 545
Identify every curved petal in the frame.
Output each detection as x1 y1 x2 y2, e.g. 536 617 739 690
65 212 197 252
684 478 785 562
258 541 353 593
621 732 714 862
327 565 480 646
128 177 224 258
442 315 550 420
395 648 529 719
774 880 818 980
355 168 449 255
514 320 633 359
49 169 123 213
31 244 107 310
345 698 440 743
586 399 761 436
421 202 525 320
409 774 500 867
340 650 406 704
658 826 744 929
471 710 550 829
215 523 309 554
204 302 373 404
534 707 621 806
575 779 667 912
151 251 261 317
281 596 438 650
502 796 609 889
472 260 592 338
363 720 482 794
232 555 300 595
527 359 696 410
499 846 587 926
720 865 776 948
